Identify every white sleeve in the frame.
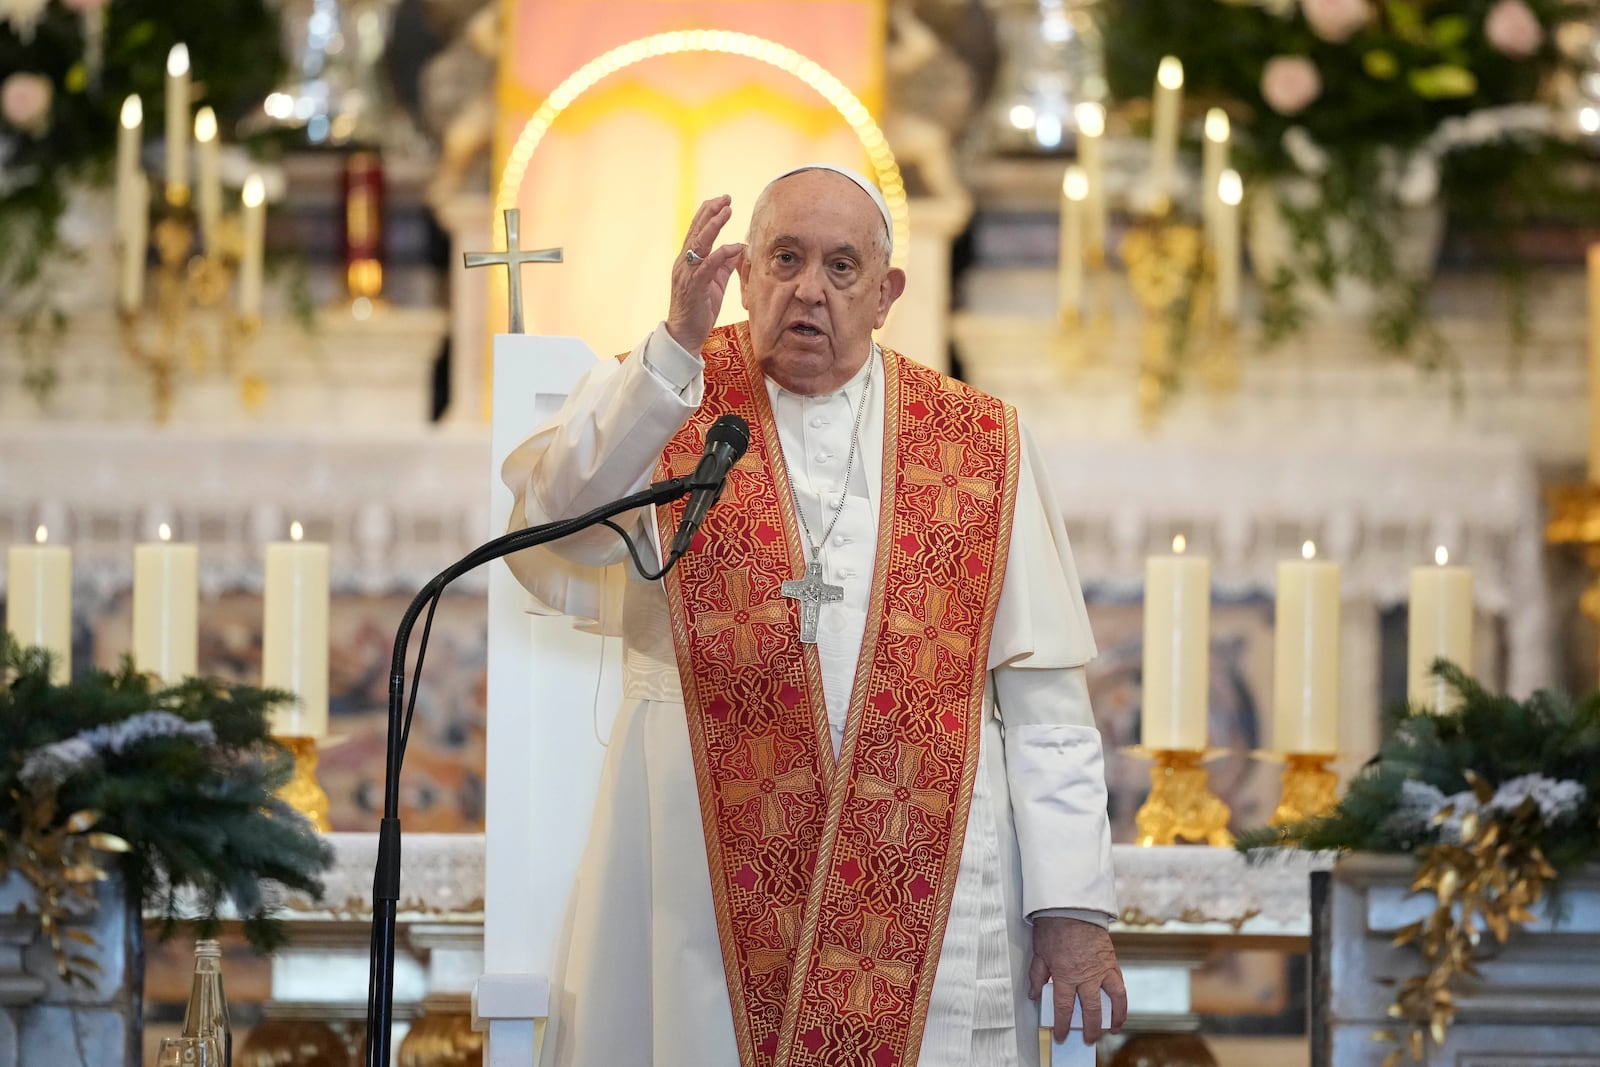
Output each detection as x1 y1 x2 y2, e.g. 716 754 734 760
498 323 703 610
990 417 1116 921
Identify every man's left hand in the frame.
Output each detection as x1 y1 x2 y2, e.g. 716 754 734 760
1027 916 1127 1045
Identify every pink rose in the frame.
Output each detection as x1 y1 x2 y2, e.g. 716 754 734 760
1260 56 1323 116
1 72 53 137
1485 0 1542 58
1302 0 1370 43
61 0 110 11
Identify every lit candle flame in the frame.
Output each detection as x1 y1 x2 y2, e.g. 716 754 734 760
34 525 47 545
1157 56 1184 91
1302 540 1316 560
1074 101 1105 139
1064 165 1088 201
1582 108 1600 135
166 43 190 78
1172 533 1187 555
121 95 142 129
242 173 265 209
158 523 172 542
1435 545 1449 566
1008 104 1036 131
194 106 217 143
290 521 304 542
1219 169 1243 207
1204 107 1230 143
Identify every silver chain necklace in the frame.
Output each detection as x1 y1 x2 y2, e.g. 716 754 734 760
780 346 875 644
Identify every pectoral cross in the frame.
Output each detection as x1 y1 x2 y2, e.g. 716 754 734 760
462 208 563 334
781 558 844 644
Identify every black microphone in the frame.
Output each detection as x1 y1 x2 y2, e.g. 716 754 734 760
669 414 750 557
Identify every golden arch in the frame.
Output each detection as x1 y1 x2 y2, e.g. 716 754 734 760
496 30 907 265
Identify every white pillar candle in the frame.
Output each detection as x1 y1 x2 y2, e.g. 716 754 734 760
238 174 266 318
194 107 221 250
1059 165 1087 321
1073 102 1107 260
7 526 71 684
1201 108 1230 247
133 524 198 683
116 95 142 246
1273 542 1340 754
1215 169 1242 322
1408 546 1473 713
164 44 191 207
119 171 149 313
1142 535 1210 751
1149 56 1184 211
263 523 329 737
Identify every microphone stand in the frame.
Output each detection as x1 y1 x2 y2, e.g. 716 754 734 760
364 474 693 1066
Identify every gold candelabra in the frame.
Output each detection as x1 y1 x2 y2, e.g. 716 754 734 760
117 202 261 422
1063 208 1238 430
1134 748 1233 847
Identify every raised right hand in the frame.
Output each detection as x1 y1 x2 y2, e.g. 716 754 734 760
665 194 745 355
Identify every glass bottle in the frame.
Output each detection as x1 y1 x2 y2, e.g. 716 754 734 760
180 938 233 1066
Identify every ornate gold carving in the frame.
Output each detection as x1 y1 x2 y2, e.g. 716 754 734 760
1134 749 1233 847
398 1010 483 1067
1271 752 1340 827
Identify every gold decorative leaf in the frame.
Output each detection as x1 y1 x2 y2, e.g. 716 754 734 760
64 810 99 833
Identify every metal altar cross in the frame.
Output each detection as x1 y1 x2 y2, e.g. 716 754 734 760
781 559 844 644
462 208 563 334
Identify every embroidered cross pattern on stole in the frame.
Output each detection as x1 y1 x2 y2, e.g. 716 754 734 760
655 322 1020 1067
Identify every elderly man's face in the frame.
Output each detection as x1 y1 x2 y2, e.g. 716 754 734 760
738 170 906 395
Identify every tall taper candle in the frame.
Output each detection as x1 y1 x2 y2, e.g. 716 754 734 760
1588 243 1600 481
120 172 149 312
116 95 142 245
1150 56 1184 211
263 523 329 737
239 174 266 318
1274 542 1340 753
1074 102 1107 260
1142 535 1210 751
1201 108 1230 247
1408 546 1473 713
133 524 198 682
164 44 191 207
194 107 221 250
1215 169 1242 321
1059 165 1087 321
7 526 71 684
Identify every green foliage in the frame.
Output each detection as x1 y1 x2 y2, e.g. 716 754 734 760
0 636 332 956
0 0 285 365
1238 661 1600 874
1098 0 1600 358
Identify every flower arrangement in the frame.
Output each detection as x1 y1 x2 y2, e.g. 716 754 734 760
0 638 332 982
1100 0 1597 355
1240 662 1600 1064
0 0 283 389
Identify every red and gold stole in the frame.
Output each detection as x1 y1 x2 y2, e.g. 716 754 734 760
654 322 1021 1067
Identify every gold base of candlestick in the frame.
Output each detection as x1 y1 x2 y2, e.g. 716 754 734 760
276 735 330 832
1546 483 1600 638
1135 749 1233 846
1270 752 1339 827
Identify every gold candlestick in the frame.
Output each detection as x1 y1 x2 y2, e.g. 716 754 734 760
1546 483 1600 682
276 735 330 832
1270 752 1339 827
1134 749 1233 846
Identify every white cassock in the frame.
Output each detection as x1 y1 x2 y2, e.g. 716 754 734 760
502 324 1117 1067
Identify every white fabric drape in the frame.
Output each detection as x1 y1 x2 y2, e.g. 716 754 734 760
502 324 1117 1067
